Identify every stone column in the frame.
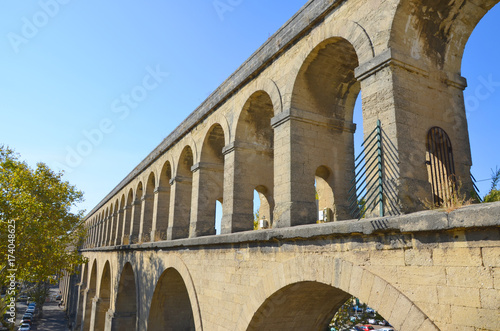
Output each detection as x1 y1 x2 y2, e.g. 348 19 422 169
113 208 124 246
93 224 98 248
97 221 104 247
102 217 110 247
90 297 110 331
221 142 273 233
189 162 224 237
107 213 116 246
121 206 132 245
108 311 137 331
166 176 192 240
81 289 94 331
75 285 84 330
138 194 154 243
150 187 170 242
354 49 473 213
271 108 356 226
128 200 142 244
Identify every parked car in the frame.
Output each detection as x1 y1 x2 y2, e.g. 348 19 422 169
20 318 32 325
354 325 375 331
22 313 33 320
378 328 394 331
18 323 31 331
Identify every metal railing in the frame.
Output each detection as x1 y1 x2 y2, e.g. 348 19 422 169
348 120 401 219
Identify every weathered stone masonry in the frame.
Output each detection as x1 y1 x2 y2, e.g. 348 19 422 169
61 0 500 330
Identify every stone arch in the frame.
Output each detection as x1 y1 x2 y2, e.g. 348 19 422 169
135 181 144 200
237 78 282 119
114 194 126 245
167 145 194 240
147 255 202 331
222 90 275 233
76 262 89 329
98 211 104 247
190 123 226 237
159 160 173 187
254 185 273 227
152 160 173 241
113 262 137 331
282 18 375 111
140 172 155 242
282 36 359 222
236 257 437 331
129 181 144 244
103 207 110 247
390 0 500 72
94 261 112 331
83 259 98 331
123 188 134 244
110 200 119 245
315 165 336 222
291 36 360 121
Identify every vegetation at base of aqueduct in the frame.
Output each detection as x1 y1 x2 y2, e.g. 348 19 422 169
0 146 87 306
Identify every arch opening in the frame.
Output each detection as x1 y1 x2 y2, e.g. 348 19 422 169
113 263 137 331
147 268 195 331
129 182 144 244
193 124 226 237
247 282 400 331
154 161 172 241
140 172 156 243
462 3 500 199
315 166 336 223
75 262 89 329
247 281 351 331
123 189 134 245
254 186 273 229
288 37 360 222
224 91 274 233
94 261 111 331
113 195 125 245
82 260 97 331
168 146 194 240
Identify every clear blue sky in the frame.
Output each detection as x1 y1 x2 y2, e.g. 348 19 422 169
0 1 498 215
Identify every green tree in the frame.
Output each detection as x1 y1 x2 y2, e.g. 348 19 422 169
484 167 500 203
0 146 87 309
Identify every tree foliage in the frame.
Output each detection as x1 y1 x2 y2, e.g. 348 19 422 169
484 167 500 203
0 146 87 288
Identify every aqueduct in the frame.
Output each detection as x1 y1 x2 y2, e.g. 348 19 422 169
61 0 500 330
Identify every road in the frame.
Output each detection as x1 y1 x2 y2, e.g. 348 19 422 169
16 286 69 331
